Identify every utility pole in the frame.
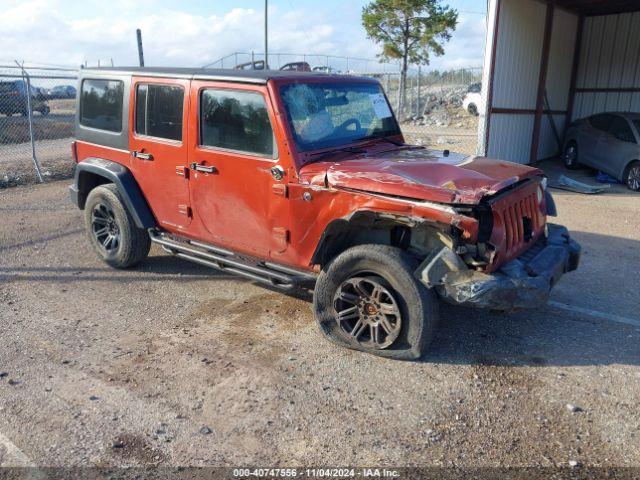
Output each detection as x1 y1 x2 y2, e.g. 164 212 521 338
136 28 145 67
264 0 268 69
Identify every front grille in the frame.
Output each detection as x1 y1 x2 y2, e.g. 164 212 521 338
502 192 541 254
491 183 545 267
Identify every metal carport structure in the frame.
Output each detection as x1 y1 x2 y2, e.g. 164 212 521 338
478 0 640 164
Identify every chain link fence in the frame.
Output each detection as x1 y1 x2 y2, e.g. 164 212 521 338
373 67 483 156
204 51 402 75
0 65 77 187
0 63 482 188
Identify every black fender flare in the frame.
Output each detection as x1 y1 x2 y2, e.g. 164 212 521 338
69 158 157 229
545 190 557 217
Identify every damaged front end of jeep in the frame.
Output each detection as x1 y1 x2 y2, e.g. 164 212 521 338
413 177 581 311
301 150 581 311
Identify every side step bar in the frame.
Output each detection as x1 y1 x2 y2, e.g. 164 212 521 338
149 230 317 290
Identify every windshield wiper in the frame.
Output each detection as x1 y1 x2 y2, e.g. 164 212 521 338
366 134 405 146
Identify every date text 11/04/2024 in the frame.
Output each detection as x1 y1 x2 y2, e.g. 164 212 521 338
233 468 401 477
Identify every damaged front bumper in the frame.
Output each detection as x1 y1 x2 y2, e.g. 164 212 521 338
417 224 581 311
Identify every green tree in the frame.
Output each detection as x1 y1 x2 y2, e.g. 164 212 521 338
362 0 458 113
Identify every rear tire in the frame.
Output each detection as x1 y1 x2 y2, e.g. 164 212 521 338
313 244 439 360
40 105 50 116
624 161 640 191
84 184 151 269
468 103 478 116
563 141 579 170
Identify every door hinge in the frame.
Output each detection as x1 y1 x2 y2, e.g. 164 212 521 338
178 204 192 217
272 183 288 197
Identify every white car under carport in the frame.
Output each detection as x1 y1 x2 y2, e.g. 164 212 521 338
563 112 640 191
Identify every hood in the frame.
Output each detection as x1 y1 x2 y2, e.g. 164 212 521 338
298 148 543 204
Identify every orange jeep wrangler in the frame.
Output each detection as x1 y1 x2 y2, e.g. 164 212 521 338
69 67 580 359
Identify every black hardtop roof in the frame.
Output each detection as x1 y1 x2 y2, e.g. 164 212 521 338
79 66 377 85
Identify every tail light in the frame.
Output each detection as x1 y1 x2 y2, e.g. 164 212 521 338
71 141 78 163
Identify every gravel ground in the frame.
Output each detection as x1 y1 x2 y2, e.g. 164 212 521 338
0 137 75 187
0 177 639 470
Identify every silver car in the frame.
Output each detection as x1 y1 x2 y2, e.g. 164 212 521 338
563 112 640 191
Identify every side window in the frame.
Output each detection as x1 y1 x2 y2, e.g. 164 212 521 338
589 114 612 133
135 84 184 141
200 89 274 157
80 79 124 132
608 116 636 143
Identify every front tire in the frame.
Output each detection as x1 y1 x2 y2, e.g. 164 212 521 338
624 161 640 191
468 103 478 116
84 184 151 268
563 141 579 170
313 245 439 360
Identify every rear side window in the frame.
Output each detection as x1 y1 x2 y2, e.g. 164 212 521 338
608 116 636 143
200 89 274 157
135 84 184 141
589 114 613 133
80 79 124 132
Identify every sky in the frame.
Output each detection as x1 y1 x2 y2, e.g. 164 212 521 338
0 0 487 73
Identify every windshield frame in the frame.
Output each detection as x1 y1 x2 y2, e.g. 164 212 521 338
274 77 402 156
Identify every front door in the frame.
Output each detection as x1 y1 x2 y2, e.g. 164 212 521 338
129 77 192 231
595 115 637 176
583 113 613 169
187 81 289 259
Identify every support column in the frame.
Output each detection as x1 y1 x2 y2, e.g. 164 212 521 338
566 15 585 124
529 4 555 164
481 0 502 157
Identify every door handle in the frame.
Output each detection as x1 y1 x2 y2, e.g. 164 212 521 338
190 162 218 174
132 150 153 161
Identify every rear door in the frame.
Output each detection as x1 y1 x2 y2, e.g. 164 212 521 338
129 77 192 231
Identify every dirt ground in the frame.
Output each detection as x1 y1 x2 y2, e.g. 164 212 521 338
0 172 639 470
0 138 74 187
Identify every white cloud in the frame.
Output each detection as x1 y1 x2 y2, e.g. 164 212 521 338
0 0 486 73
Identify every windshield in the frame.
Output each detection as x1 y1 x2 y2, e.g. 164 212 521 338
279 81 400 152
